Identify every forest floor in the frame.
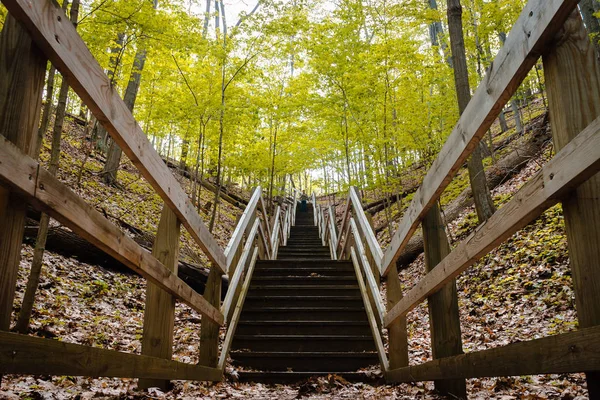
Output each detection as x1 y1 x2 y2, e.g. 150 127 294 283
0 100 590 399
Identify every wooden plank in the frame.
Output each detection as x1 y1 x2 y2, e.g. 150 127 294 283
199 266 222 368
543 11 600 395
0 331 222 381
422 203 465 397
349 218 385 325
2 0 227 275
259 194 272 250
0 136 224 326
218 247 259 371
224 187 260 268
0 14 46 331
335 200 351 258
385 325 600 382
221 219 259 322
139 206 181 391
257 222 271 260
270 206 281 248
385 262 408 369
384 116 600 327
380 0 580 276
350 248 389 372
349 187 383 270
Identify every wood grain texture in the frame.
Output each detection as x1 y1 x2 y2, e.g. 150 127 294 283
0 331 222 381
198 266 222 368
385 262 408 370
380 0 579 276
0 14 47 331
385 325 600 382
139 206 181 391
543 11 600 396
385 116 600 327
422 203 466 397
2 0 227 274
0 136 224 325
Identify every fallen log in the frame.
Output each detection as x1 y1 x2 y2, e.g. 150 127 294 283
382 114 551 269
161 157 248 209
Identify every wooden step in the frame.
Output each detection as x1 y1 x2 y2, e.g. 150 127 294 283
248 284 360 296
230 351 379 372
240 306 368 321
245 295 363 308
254 268 354 277
251 276 358 285
235 320 372 335
232 335 376 352
235 371 383 384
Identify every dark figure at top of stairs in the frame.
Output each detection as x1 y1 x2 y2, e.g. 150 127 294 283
230 204 379 383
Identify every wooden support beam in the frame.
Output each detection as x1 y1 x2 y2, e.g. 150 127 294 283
385 116 600 327
198 266 222 369
380 0 580 276
422 203 466 398
0 136 224 325
386 262 408 370
543 10 600 397
0 331 222 381
0 14 46 331
139 206 181 391
2 0 227 275
385 325 600 382
218 248 259 371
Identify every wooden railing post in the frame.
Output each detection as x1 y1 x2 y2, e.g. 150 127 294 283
139 206 181 391
199 266 222 368
0 15 46 333
386 264 408 370
422 203 466 398
543 11 600 397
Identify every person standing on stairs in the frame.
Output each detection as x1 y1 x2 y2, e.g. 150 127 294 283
300 191 308 212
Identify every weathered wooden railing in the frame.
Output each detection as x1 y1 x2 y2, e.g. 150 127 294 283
0 0 293 388
330 0 600 394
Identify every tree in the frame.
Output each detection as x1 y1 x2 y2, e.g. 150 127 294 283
447 0 495 223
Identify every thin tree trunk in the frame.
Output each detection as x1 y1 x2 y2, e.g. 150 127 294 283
102 0 156 186
15 0 80 334
448 0 495 223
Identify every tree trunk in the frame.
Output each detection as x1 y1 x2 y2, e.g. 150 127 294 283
95 33 125 154
447 0 495 223
102 35 152 185
15 0 80 334
580 0 600 55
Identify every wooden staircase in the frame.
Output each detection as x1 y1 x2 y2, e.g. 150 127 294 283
230 206 379 382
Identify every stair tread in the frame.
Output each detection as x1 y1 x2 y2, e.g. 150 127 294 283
231 351 377 356
250 285 359 289
239 320 369 325
235 335 373 339
247 295 361 300
243 306 365 311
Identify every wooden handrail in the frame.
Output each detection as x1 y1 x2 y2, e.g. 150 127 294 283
224 187 262 268
385 116 600 327
218 247 259 371
349 187 384 269
349 218 385 326
350 248 389 373
3 0 229 275
379 0 579 276
222 219 261 321
0 136 224 325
